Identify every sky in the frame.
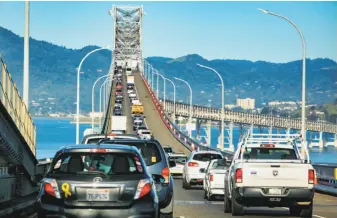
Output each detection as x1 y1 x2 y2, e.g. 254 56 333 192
0 1 336 63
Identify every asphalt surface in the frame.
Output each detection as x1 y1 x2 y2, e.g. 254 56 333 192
122 73 134 134
134 72 190 155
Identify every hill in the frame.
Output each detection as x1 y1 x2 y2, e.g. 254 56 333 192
0 26 336 114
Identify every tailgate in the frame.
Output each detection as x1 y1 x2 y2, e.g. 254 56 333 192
210 169 226 188
241 162 310 188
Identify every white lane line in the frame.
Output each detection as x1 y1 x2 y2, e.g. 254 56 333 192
313 215 326 218
174 200 222 205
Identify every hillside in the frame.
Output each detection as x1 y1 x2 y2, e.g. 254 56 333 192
0 26 336 114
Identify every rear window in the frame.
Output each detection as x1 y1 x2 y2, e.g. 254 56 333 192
169 156 187 164
51 152 144 175
142 131 151 134
242 148 297 160
86 137 105 144
103 141 162 166
164 147 173 153
127 68 132 71
193 153 222 162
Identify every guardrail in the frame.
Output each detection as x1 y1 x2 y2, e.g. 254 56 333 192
139 73 233 158
0 58 36 156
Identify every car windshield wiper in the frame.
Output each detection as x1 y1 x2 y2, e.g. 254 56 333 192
76 171 107 177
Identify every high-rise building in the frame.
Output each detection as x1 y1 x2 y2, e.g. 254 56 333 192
236 98 255 110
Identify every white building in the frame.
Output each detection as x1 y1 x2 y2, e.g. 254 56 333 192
236 98 255 110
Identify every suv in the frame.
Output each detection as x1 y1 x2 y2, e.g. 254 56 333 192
98 139 175 217
37 144 161 218
182 150 223 189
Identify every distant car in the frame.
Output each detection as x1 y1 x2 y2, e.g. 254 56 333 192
114 104 122 111
36 144 161 218
168 153 188 176
163 146 174 154
126 68 132 75
182 150 223 189
116 85 123 90
129 93 137 98
127 84 134 89
113 109 122 116
81 134 140 144
137 129 152 140
127 89 134 94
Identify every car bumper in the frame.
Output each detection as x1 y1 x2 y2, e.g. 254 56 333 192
170 168 183 175
232 187 314 207
209 187 224 196
38 202 157 218
185 174 204 184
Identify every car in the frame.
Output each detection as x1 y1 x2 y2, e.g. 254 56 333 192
110 130 124 135
182 150 223 189
127 84 134 90
133 119 144 130
137 129 153 140
96 139 176 217
132 114 145 120
81 134 141 144
113 109 122 116
167 153 187 176
126 67 132 75
127 89 134 94
114 104 122 110
202 158 228 201
163 146 174 154
116 85 123 90
224 133 315 216
129 93 137 98
36 144 161 218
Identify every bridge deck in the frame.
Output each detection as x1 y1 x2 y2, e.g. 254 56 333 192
134 72 190 155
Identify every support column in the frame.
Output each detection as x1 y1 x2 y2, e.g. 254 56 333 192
217 120 223 149
195 119 201 140
229 122 234 152
334 134 337 148
286 128 291 136
206 120 212 147
319 131 324 148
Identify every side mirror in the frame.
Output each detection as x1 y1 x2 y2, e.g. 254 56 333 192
169 161 176 168
152 174 165 183
199 168 205 173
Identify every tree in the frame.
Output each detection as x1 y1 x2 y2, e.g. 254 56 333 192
260 107 270 115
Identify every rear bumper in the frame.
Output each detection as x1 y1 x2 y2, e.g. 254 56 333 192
37 202 157 218
233 187 314 207
209 187 224 196
185 173 204 184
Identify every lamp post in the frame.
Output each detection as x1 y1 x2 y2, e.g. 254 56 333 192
76 46 111 144
197 64 225 150
23 1 30 108
91 74 112 129
174 77 193 137
154 71 166 109
258 8 307 155
165 78 176 120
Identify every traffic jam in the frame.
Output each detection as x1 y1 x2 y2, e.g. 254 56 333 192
36 66 316 218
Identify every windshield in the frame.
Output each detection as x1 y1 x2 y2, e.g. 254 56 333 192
241 147 298 160
169 156 187 164
50 152 144 175
193 153 222 162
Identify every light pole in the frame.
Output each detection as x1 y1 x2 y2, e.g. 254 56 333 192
23 1 30 108
258 8 307 155
165 78 176 120
174 77 193 137
154 71 166 109
76 46 111 144
91 74 112 129
197 64 225 150
99 78 113 128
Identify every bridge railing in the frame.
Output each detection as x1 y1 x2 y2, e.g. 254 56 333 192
139 72 233 157
0 58 36 156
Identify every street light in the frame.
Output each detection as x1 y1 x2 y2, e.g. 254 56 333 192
91 74 113 129
258 8 307 155
76 46 111 144
174 77 193 137
165 78 176 120
23 1 30 108
153 71 166 109
197 64 225 150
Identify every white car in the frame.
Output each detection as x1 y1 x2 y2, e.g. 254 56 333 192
202 158 228 201
168 153 187 176
129 93 137 98
137 129 152 140
182 150 223 189
127 89 134 94
126 67 132 75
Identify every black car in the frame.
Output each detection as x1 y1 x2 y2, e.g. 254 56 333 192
36 144 161 218
113 108 122 116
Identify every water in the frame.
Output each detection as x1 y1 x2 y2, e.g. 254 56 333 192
33 118 337 164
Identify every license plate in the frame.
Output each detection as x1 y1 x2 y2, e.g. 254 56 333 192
268 188 282 195
86 189 109 201
269 198 281 202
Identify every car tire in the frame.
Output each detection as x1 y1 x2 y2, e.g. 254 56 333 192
160 195 174 218
231 189 243 216
182 177 191 189
289 206 301 216
37 212 46 218
204 190 207 199
224 184 231 213
207 188 213 201
300 202 313 218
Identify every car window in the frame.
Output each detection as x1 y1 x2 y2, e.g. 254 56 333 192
242 148 298 160
103 141 162 166
164 147 173 153
192 153 222 162
50 152 144 175
86 137 105 144
169 156 187 164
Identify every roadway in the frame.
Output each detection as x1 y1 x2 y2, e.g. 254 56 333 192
122 72 134 134
134 72 190 155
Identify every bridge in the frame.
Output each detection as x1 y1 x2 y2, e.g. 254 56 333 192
0 4 337 218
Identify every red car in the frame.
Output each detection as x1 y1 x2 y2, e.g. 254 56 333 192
117 85 123 89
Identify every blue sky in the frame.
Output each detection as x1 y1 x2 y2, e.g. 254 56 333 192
0 1 336 63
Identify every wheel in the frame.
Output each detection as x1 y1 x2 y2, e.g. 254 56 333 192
182 177 191 189
231 189 244 216
204 190 207 199
290 201 313 217
207 188 213 201
224 184 231 213
289 206 301 216
160 195 174 218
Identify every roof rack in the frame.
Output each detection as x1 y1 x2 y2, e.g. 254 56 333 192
237 129 309 163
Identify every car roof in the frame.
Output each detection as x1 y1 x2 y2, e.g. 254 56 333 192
191 150 222 155
57 143 140 153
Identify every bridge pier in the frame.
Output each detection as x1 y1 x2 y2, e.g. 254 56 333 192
217 120 222 149
206 120 212 146
228 122 234 152
195 119 202 140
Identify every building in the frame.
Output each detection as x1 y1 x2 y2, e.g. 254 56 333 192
236 98 255 110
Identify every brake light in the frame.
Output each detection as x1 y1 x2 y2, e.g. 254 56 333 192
161 167 170 184
89 148 106 153
43 179 61 198
235 168 243 183
260 144 275 148
108 133 117 136
308 169 317 184
188 162 199 167
209 173 214 182
134 179 152 199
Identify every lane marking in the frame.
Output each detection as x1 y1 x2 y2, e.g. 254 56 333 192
313 215 326 218
174 200 222 205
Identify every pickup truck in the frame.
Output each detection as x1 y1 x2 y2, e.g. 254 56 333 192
224 133 316 217
202 158 228 201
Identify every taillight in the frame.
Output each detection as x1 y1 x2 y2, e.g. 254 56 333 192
209 173 214 182
89 148 106 153
162 167 170 184
235 168 243 183
308 169 316 184
43 179 61 198
188 162 199 167
260 144 275 148
134 179 152 199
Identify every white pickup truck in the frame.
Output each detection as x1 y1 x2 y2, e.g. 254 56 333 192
224 133 316 217
202 158 228 201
